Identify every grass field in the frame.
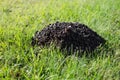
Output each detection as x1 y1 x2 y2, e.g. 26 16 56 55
0 0 120 80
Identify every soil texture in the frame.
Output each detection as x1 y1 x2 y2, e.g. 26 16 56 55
32 22 106 55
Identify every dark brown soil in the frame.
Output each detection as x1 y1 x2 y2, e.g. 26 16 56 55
32 21 106 55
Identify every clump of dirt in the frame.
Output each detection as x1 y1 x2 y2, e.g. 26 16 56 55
32 21 106 55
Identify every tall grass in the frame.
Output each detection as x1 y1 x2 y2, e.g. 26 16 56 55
0 0 120 79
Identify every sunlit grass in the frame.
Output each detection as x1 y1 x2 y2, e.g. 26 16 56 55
0 0 120 79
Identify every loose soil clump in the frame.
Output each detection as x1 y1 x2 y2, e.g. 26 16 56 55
32 22 106 55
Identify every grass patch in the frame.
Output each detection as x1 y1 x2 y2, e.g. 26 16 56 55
0 0 120 79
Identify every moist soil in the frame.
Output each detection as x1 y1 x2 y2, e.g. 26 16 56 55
32 21 106 55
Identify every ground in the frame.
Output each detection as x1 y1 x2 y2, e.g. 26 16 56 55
0 0 120 80
32 22 106 55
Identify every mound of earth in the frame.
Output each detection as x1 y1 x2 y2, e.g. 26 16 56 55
32 21 106 55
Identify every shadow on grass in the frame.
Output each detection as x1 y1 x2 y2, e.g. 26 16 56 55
32 40 116 60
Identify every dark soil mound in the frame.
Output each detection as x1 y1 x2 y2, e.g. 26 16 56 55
32 21 106 55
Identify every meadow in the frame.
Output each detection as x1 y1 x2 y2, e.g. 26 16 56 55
0 0 120 80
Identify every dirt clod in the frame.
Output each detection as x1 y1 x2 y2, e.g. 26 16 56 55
32 22 106 55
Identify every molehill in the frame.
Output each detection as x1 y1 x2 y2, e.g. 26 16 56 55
32 22 106 55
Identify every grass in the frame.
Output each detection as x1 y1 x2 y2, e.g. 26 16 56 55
0 0 120 79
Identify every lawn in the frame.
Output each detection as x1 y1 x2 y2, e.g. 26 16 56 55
0 0 120 80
